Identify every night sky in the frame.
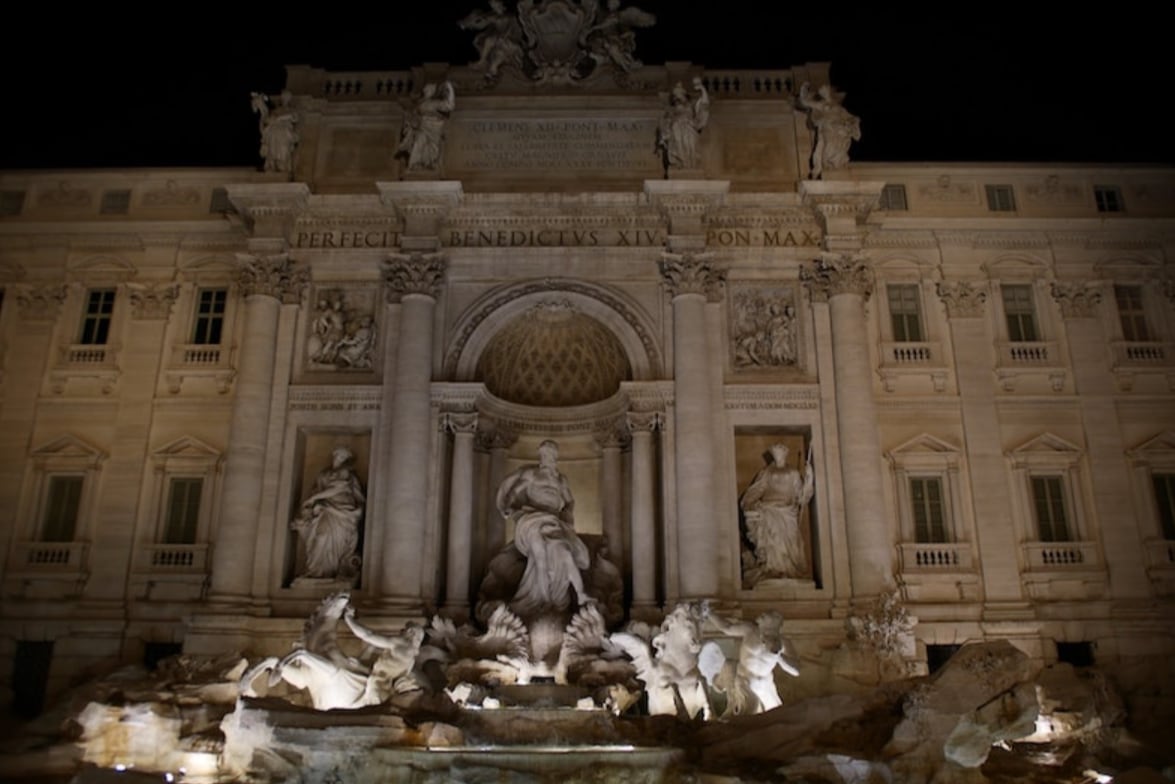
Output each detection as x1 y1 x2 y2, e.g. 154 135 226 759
1 4 1167 170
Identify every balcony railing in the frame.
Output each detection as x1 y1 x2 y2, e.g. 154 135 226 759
997 341 1058 366
11 540 89 570
59 344 118 367
1022 541 1100 570
1111 341 1171 367
170 344 228 368
899 542 974 571
881 341 942 366
139 543 209 572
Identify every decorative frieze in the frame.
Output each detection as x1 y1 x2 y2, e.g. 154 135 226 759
141 181 202 207
128 283 179 321
659 252 726 301
37 182 92 208
15 284 68 321
917 177 978 203
235 253 309 304
1050 282 1102 319
383 252 447 301
730 284 799 370
800 252 873 301
935 281 988 318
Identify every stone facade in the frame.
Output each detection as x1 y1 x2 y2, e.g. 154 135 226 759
1 49 1174 715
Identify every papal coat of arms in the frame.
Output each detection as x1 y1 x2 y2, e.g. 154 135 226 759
460 0 656 84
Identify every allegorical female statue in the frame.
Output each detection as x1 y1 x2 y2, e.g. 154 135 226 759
739 442 814 582
290 447 365 581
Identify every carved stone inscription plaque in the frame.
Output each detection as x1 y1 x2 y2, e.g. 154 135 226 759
449 117 660 175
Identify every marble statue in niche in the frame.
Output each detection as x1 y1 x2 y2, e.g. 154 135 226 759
732 287 798 370
307 289 377 371
496 439 592 617
396 81 456 173
739 442 814 586
798 82 860 179
290 447 365 582
657 78 710 171
250 90 299 176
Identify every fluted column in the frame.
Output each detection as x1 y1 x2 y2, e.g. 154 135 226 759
209 253 308 602
596 421 629 571
442 412 478 618
660 252 726 600
803 252 892 598
627 411 661 616
379 252 446 606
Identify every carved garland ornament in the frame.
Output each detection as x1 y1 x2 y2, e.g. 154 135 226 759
935 281 988 318
236 253 309 304
383 252 447 301
1050 281 1103 319
15 284 69 321
128 283 180 321
800 252 873 301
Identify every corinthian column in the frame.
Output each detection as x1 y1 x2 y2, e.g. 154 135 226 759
802 252 892 598
595 420 629 573
442 412 478 619
379 252 446 606
209 253 308 603
660 252 725 600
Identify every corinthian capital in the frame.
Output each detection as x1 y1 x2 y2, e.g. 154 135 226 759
801 252 874 302
659 252 726 301
935 281 988 318
128 283 179 320
1050 281 1102 319
236 253 309 304
383 252 447 302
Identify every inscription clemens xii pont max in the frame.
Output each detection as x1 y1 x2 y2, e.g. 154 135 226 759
450 118 658 171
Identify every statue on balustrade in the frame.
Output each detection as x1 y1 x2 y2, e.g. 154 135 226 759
656 78 710 171
396 81 456 172
798 82 860 179
290 447 365 581
250 89 299 175
740 442 814 585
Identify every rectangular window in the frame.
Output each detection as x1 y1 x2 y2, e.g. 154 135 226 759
78 289 116 345
910 477 947 543
985 184 1016 212
41 476 83 542
887 284 924 342
163 477 202 544
1094 185 1123 213
11 641 54 718
0 189 25 217
99 189 131 215
1031 475 1071 542
1114 285 1152 342
1154 473 1175 540
880 184 908 211
1001 284 1038 342
191 288 227 345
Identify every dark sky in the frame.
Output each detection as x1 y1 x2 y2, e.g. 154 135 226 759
1 4 1167 170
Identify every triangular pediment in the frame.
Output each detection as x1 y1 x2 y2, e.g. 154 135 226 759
152 436 221 460
890 433 960 456
31 434 107 466
1007 432 1083 469
1128 431 1175 461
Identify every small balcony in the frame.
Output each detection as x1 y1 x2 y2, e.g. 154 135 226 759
164 343 235 394
1021 540 1106 601
878 341 948 393
1111 341 1170 367
896 542 981 603
138 543 210 572
130 544 211 601
4 541 90 598
995 341 1065 392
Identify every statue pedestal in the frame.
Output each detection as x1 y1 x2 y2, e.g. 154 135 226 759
290 576 355 594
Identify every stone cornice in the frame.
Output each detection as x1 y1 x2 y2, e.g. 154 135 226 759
643 180 729 235
226 183 311 238
376 181 463 238
383 252 447 301
801 252 874 301
863 230 940 249
799 180 884 234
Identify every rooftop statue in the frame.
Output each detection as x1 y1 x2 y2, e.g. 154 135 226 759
462 0 656 84
250 90 299 176
656 78 710 172
799 82 861 179
396 81 456 173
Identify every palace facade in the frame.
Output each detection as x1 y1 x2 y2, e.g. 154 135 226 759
2 44 1174 717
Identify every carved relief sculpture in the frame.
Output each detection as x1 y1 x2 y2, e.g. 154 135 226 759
290 447 365 581
307 290 378 371
732 287 798 369
739 442 815 586
251 90 299 176
396 81 456 173
798 82 860 179
656 78 710 171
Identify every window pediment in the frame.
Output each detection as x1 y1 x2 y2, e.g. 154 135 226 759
31 435 107 469
1008 432 1082 469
